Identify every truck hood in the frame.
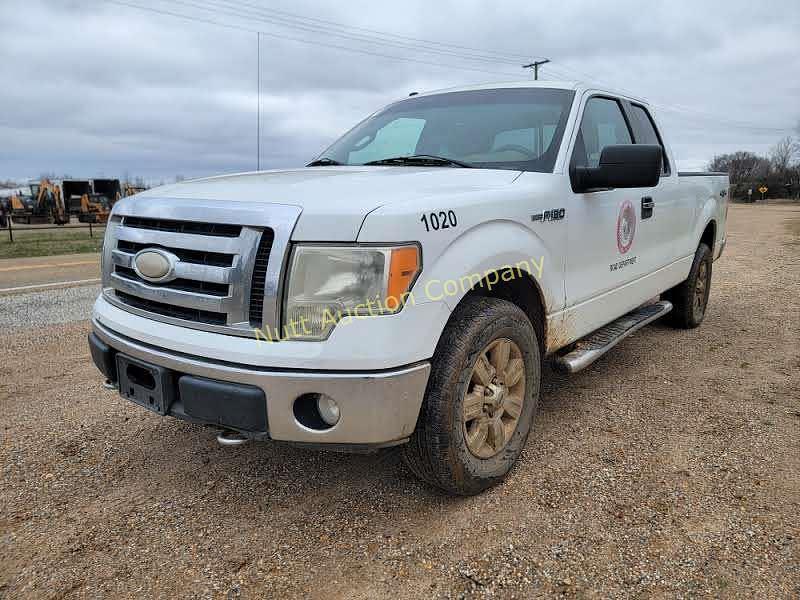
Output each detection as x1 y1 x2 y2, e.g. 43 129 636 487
133 167 521 241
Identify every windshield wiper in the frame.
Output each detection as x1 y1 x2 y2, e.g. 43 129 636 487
307 157 342 167
363 155 473 168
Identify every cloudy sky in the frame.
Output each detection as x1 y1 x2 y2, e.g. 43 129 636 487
1 0 798 182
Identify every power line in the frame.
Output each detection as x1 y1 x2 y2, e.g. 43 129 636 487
524 60 793 133
113 1 597 86
214 1 544 63
105 0 521 78
652 104 792 134
105 1 794 134
161 0 530 69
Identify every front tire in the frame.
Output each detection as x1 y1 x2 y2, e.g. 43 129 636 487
402 297 540 495
664 242 713 329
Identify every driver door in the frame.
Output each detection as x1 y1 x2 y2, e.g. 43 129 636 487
564 95 660 337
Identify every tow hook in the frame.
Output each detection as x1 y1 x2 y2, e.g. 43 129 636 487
216 430 250 446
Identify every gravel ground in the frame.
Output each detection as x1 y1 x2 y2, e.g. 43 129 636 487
0 285 99 328
1 204 798 598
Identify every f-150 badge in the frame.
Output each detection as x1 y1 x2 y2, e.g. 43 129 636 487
531 208 565 223
616 200 636 254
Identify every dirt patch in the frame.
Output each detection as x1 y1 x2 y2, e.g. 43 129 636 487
0 204 799 598
784 212 800 245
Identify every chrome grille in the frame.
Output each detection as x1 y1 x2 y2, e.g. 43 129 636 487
114 265 230 296
117 240 234 267
248 230 275 326
115 290 228 326
102 198 301 338
122 216 242 237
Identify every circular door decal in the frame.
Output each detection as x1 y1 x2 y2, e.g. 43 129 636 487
616 200 636 254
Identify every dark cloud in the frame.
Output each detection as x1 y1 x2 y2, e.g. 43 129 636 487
1 0 797 180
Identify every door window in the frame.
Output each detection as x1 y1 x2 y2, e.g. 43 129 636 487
572 97 632 168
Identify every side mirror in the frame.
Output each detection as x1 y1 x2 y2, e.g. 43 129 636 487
570 144 662 193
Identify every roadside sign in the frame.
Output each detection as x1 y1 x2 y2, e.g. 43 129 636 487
759 186 768 194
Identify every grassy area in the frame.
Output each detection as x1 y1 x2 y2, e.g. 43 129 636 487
0 227 105 259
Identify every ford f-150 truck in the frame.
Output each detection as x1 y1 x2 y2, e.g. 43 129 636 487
89 81 728 495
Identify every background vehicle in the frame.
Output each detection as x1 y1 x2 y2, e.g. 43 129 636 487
123 183 148 197
62 180 93 217
10 179 68 225
92 179 122 207
89 82 728 495
62 178 123 223
0 197 9 228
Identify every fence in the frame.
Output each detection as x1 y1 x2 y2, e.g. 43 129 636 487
2 218 105 243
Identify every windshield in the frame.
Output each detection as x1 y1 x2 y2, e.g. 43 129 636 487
318 88 575 172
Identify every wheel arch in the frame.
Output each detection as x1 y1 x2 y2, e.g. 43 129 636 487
415 220 558 357
462 268 547 357
700 219 716 252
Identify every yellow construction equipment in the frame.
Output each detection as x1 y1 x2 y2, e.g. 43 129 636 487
77 179 122 223
62 178 123 223
10 179 68 225
123 183 148 197
62 180 93 217
93 179 122 206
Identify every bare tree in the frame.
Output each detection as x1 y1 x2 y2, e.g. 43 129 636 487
770 136 798 177
708 151 770 184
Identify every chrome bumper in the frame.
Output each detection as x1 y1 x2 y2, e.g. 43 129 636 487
92 319 430 447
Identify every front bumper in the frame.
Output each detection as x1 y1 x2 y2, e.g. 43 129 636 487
91 319 430 448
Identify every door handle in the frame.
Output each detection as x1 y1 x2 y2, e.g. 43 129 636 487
641 196 654 219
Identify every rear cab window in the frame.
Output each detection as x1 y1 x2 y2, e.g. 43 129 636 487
627 104 670 175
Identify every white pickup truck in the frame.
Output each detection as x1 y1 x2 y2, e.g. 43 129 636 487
89 81 728 495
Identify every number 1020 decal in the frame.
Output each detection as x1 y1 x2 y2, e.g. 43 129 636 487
421 210 458 232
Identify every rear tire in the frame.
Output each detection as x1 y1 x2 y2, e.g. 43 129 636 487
663 242 712 329
402 296 540 495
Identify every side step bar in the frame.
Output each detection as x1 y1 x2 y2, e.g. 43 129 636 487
553 300 672 374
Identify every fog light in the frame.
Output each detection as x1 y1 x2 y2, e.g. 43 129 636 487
316 394 340 426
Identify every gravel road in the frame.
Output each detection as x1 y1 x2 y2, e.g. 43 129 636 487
0 285 99 328
1 204 798 598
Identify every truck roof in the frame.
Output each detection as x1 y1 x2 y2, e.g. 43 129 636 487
413 80 648 105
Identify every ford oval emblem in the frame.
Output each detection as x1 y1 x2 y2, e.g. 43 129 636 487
133 248 177 282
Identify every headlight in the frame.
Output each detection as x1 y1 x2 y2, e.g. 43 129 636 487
283 244 420 340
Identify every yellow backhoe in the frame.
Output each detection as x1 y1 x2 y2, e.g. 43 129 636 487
62 178 123 223
123 183 148 197
77 179 123 223
10 179 68 225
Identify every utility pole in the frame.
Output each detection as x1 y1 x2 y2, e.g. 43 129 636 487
257 32 261 171
522 59 550 80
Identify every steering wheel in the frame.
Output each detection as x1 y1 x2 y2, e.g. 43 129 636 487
493 144 537 159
